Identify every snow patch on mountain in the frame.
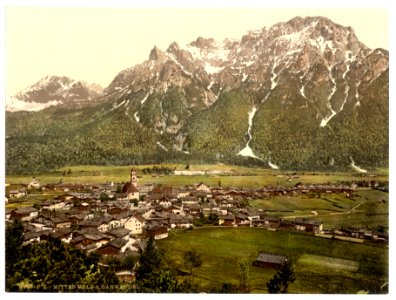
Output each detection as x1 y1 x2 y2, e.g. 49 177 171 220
140 92 150 105
204 63 223 75
350 157 367 173
238 107 259 159
134 112 140 123
6 97 62 112
156 141 168 152
270 58 279 90
320 65 338 127
207 81 214 90
268 161 279 170
242 73 248 82
112 99 127 110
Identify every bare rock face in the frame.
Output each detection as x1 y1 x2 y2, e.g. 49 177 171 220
6 16 388 171
94 16 388 157
149 46 167 61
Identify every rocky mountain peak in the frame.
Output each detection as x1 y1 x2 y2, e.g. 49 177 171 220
190 37 216 49
6 16 389 173
149 46 166 61
7 75 103 112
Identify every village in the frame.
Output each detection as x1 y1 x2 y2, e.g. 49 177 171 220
6 168 388 261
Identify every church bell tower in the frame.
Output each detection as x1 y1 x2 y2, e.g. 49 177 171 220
130 168 138 187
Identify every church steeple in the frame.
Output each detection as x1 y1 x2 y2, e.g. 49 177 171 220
130 168 138 187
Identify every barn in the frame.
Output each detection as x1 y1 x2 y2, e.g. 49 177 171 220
252 252 287 268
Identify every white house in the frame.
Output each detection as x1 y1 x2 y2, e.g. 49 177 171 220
28 178 41 189
124 214 145 234
195 182 211 193
11 206 38 221
41 199 66 211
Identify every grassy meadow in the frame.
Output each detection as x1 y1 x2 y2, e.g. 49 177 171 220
250 188 388 229
5 164 389 187
157 227 388 293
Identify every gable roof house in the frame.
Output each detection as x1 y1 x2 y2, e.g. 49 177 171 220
124 214 146 234
145 224 168 240
294 218 323 233
78 215 113 232
181 196 200 205
23 231 44 245
184 203 201 215
97 238 128 256
246 210 261 222
107 205 127 215
72 230 111 250
23 229 52 245
235 213 251 227
218 214 235 226
264 216 280 229
138 183 155 195
107 228 131 240
169 205 184 216
67 213 87 224
194 182 211 193
109 211 131 229
176 188 191 198
8 189 28 199
50 217 72 229
169 217 193 229
11 206 39 221
41 199 66 211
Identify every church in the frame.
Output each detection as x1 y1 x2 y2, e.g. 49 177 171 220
122 168 140 200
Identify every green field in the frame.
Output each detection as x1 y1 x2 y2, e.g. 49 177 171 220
250 188 388 229
297 254 359 272
5 164 388 187
5 190 66 209
157 227 388 293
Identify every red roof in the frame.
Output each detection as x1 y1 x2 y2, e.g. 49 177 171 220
122 182 139 193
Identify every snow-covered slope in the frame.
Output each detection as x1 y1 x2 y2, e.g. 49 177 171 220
7 75 103 111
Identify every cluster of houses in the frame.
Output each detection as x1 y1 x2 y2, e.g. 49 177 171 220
5 169 388 260
330 227 388 242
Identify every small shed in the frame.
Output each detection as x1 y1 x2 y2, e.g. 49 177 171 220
252 252 287 268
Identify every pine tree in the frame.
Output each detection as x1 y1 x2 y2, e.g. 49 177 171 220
135 237 178 292
266 260 296 294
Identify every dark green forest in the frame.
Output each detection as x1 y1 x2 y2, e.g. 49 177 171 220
6 74 388 174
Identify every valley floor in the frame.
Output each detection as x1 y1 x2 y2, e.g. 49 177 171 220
5 164 389 293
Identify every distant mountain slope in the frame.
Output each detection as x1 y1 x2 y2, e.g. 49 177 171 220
6 16 388 174
6 75 103 112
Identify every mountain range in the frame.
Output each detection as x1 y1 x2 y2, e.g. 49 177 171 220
5 16 389 174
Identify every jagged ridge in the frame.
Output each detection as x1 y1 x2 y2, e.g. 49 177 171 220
5 16 388 173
